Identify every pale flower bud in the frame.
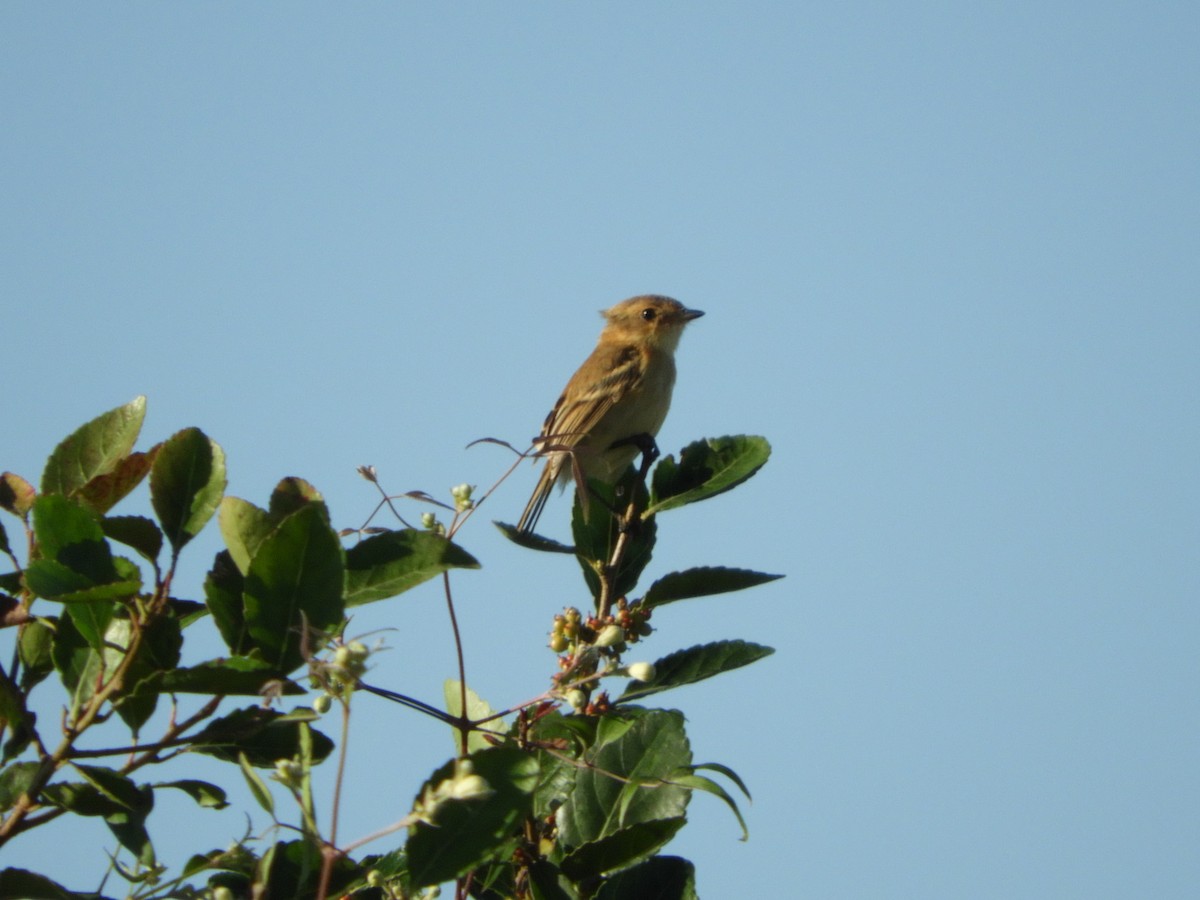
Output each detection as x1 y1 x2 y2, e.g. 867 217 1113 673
626 661 656 682
594 624 625 648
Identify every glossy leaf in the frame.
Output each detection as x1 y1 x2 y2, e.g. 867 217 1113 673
155 779 230 810
100 515 163 566
242 504 345 672
572 474 656 602
204 550 249 655
150 428 226 553
217 497 275 576
0 668 34 762
560 818 686 881
595 856 697 900
0 761 40 811
40 397 146 499
619 641 776 703
646 435 770 516
192 706 333 768
0 867 117 900
669 770 749 840
641 566 784 609
111 615 183 734
159 657 304 696
406 745 539 887
18 618 56 691
344 528 479 607
492 521 575 554
556 709 692 849
30 495 115 583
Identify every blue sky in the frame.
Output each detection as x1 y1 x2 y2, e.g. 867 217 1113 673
4 4 1198 897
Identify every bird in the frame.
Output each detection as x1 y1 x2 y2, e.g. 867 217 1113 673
516 294 704 534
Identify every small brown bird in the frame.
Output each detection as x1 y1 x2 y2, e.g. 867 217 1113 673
517 295 704 534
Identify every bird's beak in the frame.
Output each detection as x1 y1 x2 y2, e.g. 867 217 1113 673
683 308 705 321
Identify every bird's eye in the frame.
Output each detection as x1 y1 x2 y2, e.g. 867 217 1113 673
640 307 657 321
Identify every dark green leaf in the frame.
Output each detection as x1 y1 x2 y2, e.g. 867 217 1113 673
204 550 248 655
112 615 183 735
18 618 56 691
258 839 359 899
560 818 686 882
101 516 163 566
155 779 230 810
0 667 34 762
646 435 770 515
641 566 784 609
0 471 37 517
595 856 697 900
344 528 480 607
0 761 40 811
150 428 226 553
268 477 327 520
493 521 575 554
243 504 344 672
406 745 539 887
30 495 115 583
619 641 776 703
0 868 116 900
556 709 691 849
192 706 333 768
160 657 304 696
572 474 656 602
669 771 748 840
0 521 8 556
40 396 146 499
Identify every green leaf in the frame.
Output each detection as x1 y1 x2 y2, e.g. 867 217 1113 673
0 471 37 518
0 521 8 557
572 473 656 602
155 779 230 810
443 680 506 754
492 521 575 554
595 856 697 900
619 641 776 703
100 516 163 566
646 435 771 516
204 550 249 655
670 771 749 840
192 706 333 767
111 615 183 735
344 529 480 607
560 818 686 882
0 868 116 900
268 477 327 520
0 666 35 762
40 397 147 499
18 618 56 691
641 566 784 609
159 657 304 696
406 745 539 887
30 495 115 583
217 497 275 576
242 504 345 672
257 839 360 900
150 428 226 553
0 761 40 811
556 709 692 850
238 751 274 815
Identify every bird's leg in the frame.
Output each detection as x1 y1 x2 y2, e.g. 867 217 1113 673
609 432 660 483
